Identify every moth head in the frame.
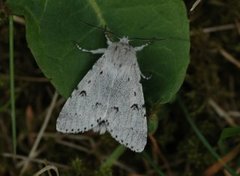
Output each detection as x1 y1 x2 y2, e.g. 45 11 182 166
119 37 129 44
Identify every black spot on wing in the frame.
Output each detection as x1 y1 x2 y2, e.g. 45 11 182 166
97 119 109 126
112 106 119 113
92 102 103 110
95 102 102 107
97 117 102 123
131 104 139 111
79 90 87 96
105 120 109 125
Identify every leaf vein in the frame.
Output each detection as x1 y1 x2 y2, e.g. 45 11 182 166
88 0 105 26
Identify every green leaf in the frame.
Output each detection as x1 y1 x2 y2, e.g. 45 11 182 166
218 127 240 153
219 127 240 141
7 0 189 103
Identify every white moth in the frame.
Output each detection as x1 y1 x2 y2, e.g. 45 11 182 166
56 35 149 152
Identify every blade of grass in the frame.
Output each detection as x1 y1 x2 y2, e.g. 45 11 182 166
9 15 16 155
177 96 238 175
100 145 126 169
204 143 240 176
141 152 166 176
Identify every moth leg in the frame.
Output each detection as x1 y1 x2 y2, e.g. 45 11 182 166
76 43 106 54
105 33 112 45
134 58 151 80
102 25 113 45
135 42 152 79
141 72 152 80
134 43 149 52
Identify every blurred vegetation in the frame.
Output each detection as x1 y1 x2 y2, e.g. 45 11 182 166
1 0 240 175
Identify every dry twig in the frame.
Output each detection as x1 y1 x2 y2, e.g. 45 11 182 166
208 99 236 127
2 153 69 169
20 92 58 175
219 48 240 69
190 0 202 12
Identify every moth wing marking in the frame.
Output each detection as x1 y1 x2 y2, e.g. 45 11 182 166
106 58 147 152
56 54 112 133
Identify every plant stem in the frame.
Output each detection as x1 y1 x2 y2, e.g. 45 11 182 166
100 145 126 169
177 96 238 176
141 152 165 176
9 15 16 155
